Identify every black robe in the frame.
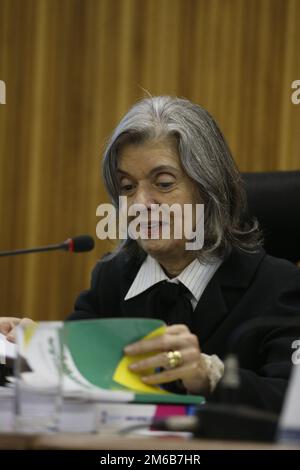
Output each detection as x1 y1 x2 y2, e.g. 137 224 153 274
68 247 300 413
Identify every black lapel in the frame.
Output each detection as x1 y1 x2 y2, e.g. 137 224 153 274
192 248 266 346
191 275 227 345
119 247 148 318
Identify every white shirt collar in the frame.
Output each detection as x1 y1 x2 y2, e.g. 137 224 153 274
125 254 222 306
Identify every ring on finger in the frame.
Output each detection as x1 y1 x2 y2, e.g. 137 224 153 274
166 350 182 369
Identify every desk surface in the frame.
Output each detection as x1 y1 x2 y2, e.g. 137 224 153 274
0 433 299 450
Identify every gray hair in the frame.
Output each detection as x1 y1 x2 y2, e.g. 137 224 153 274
102 96 262 262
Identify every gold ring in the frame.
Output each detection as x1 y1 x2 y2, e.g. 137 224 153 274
166 350 182 369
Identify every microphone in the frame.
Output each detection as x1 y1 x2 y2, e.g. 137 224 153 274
0 235 95 257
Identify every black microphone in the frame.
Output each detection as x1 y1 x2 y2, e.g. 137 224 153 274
0 235 95 257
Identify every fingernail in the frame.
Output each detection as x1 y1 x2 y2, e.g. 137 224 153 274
124 345 134 354
129 363 137 370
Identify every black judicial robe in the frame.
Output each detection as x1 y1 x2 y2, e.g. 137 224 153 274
68 247 300 413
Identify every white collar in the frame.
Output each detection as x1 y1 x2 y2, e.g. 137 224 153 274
125 255 222 305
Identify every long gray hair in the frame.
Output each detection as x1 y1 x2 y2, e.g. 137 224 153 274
102 96 262 262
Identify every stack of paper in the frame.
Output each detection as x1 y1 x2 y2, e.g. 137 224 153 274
1 318 203 433
10 318 204 405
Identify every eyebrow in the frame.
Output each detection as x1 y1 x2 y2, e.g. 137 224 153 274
117 165 180 178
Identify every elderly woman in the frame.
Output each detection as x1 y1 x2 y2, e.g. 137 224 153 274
1 96 300 412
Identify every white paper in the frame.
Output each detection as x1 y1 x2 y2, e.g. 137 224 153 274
278 364 300 441
0 332 16 362
15 322 134 402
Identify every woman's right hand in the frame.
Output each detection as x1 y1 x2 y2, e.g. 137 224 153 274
0 317 35 343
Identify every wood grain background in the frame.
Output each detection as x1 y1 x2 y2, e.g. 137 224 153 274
0 0 299 321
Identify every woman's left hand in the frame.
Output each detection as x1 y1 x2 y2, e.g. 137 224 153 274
124 324 210 395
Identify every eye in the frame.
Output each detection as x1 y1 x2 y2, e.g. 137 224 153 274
155 173 176 190
157 182 173 188
119 177 136 194
120 183 135 194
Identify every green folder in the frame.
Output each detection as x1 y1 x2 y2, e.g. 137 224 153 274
63 318 204 406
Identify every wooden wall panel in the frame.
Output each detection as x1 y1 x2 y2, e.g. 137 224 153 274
0 0 299 320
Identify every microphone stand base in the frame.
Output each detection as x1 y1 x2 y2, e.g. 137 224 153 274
195 403 278 442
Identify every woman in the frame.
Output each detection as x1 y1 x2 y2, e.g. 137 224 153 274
1 96 300 412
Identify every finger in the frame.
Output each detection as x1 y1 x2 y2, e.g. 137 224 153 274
6 328 17 343
7 318 35 343
129 352 171 372
0 321 13 335
141 362 199 385
0 317 22 335
167 329 200 350
125 332 199 356
129 347 199 373
124 333 187 356
166 324 190 335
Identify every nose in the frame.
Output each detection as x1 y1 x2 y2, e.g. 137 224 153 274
132 183 158 209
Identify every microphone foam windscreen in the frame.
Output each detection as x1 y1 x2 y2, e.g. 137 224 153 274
72 235 95 252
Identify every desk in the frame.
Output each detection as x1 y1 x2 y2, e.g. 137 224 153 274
0 433 299 450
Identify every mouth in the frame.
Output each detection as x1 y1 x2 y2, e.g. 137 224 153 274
139 221 171 240
140 222 161 230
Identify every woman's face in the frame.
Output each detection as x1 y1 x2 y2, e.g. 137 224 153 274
117 137 202 260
